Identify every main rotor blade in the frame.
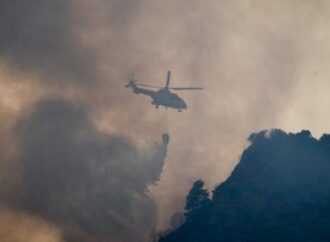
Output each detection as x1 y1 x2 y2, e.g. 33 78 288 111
169 87 204 90
166 70 171 88
136 83 162 88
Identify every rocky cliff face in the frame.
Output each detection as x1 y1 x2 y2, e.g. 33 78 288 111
160 129 330 242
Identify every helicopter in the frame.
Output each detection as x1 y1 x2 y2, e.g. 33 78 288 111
125 71 203 112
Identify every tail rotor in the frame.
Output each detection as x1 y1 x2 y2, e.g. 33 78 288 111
126 73 137 88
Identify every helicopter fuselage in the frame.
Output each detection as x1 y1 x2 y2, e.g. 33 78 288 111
152 88 187 110
127 82 187 111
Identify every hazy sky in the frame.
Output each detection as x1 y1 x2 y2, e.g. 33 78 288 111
1 0 330 241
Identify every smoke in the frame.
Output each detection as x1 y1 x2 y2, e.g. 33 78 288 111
0 98 168 242
1 0 330 233
0 0 99 85
0 207 63 242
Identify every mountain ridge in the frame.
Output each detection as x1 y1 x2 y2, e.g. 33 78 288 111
159 129 330 242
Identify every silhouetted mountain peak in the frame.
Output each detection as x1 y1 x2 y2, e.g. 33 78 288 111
160 129 330 242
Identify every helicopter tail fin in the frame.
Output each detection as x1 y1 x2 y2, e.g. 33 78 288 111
125 80 137 88
126 73 138 88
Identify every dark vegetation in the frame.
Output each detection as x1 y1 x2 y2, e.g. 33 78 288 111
160 129 330 242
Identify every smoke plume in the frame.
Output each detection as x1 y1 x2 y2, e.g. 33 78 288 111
1 98 168 242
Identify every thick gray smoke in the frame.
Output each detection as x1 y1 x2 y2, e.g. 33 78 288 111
0 0 99 84
3 98 168 242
